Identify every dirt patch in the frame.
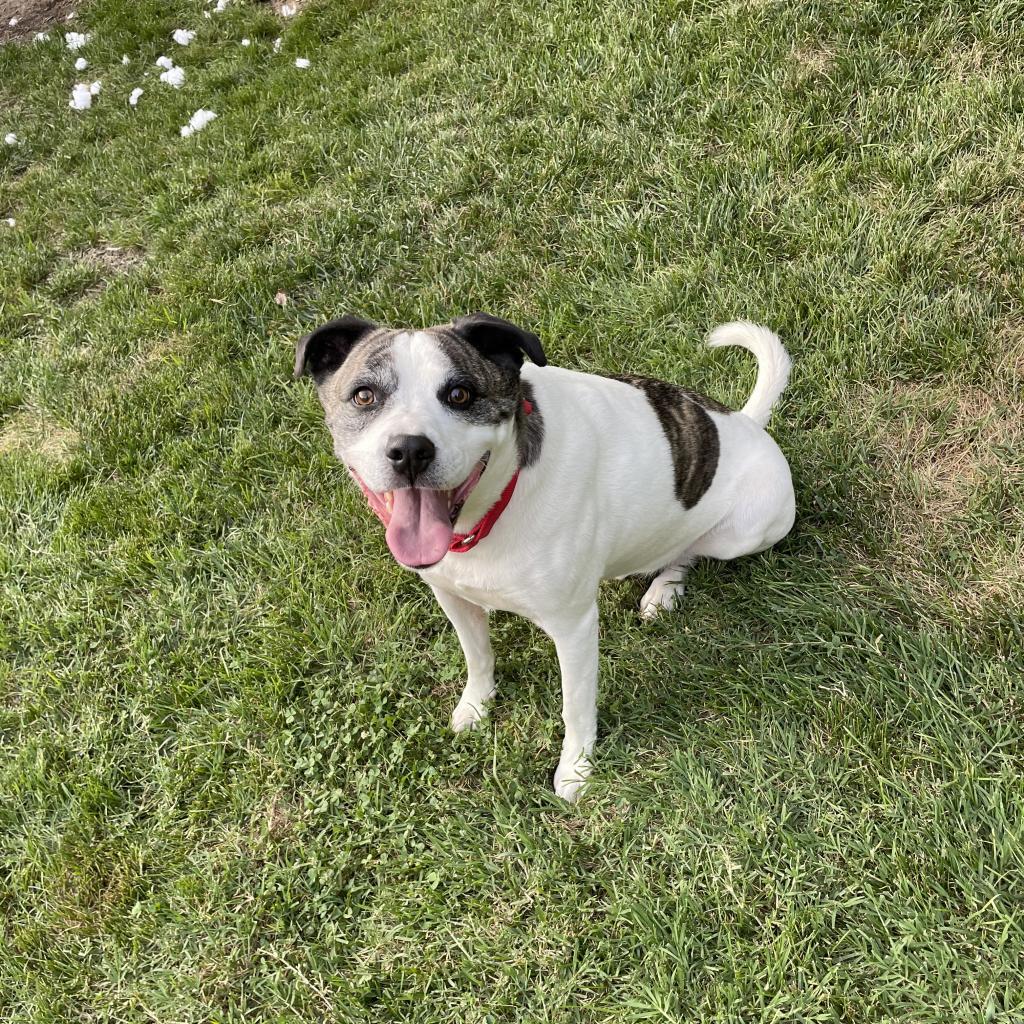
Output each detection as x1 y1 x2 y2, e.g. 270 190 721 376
43 243 147 303
264 795 294 840
78 243 146 275
0 0 79 43
0 408 79 461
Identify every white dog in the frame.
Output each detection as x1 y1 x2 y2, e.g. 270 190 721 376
296 313 794 801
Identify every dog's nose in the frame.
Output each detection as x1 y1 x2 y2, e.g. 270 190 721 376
386 434 436 483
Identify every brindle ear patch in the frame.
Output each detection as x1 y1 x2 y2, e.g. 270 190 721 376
450 312 547 373
294 315 378 382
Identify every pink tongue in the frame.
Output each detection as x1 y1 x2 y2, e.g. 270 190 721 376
385 488 453 567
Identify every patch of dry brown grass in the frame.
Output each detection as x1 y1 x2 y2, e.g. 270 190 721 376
0 408 79 461
861 329 1023 616
791 45 835 78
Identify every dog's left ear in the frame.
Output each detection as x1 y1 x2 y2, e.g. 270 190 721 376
294 315 378 381
451 312 547 373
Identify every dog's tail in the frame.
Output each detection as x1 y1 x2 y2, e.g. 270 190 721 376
707 321 791 428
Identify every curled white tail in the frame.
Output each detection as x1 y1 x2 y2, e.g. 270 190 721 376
707 320 791 428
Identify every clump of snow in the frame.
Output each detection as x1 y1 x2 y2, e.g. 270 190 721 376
159 66 186 88
180 109 217 138
172 29 195 46
155 55 174 69
75 57 88 70
5 218 15 228
294 57 310 68
272 37 282 53
4 133 17 145
280 3 296 15
215 0 230 10
89 81 102 95
8 16 19 27
34 32 50 42
70 83 92 110
121 55 130 64
129 88 144 107
65 31 90 51
241 38 251 46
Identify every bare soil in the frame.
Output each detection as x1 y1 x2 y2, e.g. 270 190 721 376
0 0 80 43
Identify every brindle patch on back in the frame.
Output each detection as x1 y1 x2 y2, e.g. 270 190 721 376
432 328 545 468
611 375 728 508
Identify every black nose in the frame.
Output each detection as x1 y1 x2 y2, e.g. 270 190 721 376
386 434 436 483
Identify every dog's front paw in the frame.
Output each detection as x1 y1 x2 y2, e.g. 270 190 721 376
451 696 491 733
554 750 592 803
639 580 684 620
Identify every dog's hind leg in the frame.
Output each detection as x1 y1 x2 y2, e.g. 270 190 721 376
639 557 694 620
431 585 496 733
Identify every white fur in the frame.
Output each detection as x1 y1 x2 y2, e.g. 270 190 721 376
334 332 516 496
707 320 791 428
408 322 795 801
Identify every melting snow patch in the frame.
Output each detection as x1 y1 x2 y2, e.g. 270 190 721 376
65 31 90 51
4 133 17 145
215 0 230 10
66 11 77 19
156 55 174 69
70 83 92 110
5 218 15 228
129 88 144 107
8 16 18 26
241 38 251 46
89 81 102 95
34 32 50 42
280 3 296 15
172 29 195 45
294 57 310 68
159 66 186 88
122 55 130 64
180 109 217 138
272 37 282 52
75 57 88 70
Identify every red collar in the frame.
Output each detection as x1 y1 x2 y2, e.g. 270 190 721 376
448 397 533 554
449 469 519 553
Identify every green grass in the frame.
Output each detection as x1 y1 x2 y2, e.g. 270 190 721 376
1 0 1023 1019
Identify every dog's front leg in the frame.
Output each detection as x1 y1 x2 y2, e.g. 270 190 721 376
543 602 600 803
431 585 496 733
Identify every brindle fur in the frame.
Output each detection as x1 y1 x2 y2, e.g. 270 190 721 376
610 374 729 509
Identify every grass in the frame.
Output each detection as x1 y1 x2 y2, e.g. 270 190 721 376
1 0 1023 1019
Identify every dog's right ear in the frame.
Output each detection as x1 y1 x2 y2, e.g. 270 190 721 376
294 316 378 381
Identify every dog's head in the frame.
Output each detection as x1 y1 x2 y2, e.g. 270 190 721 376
295 312 546 569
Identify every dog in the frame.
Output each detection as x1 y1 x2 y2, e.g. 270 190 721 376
295 313 794 801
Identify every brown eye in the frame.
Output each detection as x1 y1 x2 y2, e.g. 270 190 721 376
447 385 472 406
352 387 376 407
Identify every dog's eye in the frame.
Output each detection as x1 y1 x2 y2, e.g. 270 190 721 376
352 387 376 407
447 385 472 406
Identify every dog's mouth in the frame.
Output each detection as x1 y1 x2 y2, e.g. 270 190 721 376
352 453 490 568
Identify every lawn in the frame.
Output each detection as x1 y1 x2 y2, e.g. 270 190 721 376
1 0 1022 1020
